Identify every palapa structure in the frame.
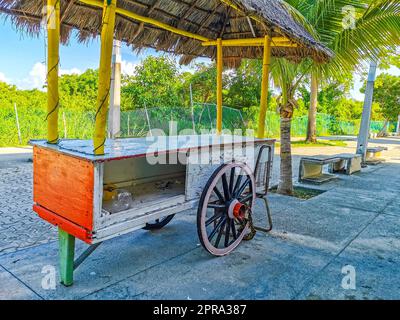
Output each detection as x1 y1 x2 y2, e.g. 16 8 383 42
0 0 332 152
0 0 333 287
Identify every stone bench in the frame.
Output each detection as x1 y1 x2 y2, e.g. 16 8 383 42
329 153 362 175
299 155 342 184
366 146 388 165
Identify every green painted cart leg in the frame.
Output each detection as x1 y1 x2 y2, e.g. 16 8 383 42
58 228 75 286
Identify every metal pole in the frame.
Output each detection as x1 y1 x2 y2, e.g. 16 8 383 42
357 61 378 163
396 114 400 135
108 39 121 139
14 103 22 144
144 104 152 136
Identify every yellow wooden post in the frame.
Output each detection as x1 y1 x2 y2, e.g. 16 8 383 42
216 38 223 134
257 36 272 138
46 0 60 144
93 0 117 155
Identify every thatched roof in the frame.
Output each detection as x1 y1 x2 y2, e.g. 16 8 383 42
0 0 333 67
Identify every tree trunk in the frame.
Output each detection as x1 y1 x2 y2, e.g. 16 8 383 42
278 117 293 195
377 120 389 137
306 73 318 143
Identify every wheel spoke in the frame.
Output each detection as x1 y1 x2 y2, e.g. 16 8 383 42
224 218 231 247
222 173 230 201
215 219 227 248
239 193 252 204
236 177 250 197
229 167 235 196
208 216 226 241
213 187 224 203
233 171 243 197
207 203 225 209
206 211 224 226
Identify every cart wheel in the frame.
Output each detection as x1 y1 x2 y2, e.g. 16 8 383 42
197 162 256 256
143 215 175 230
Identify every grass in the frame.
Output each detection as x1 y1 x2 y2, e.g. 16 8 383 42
275 139 347 148
271 186 326 200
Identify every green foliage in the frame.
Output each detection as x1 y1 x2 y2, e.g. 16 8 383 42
225 60 263 109
372 73 400 121
185 63 217 104
0 54 398 146
59 69 98 111
122 56 183 109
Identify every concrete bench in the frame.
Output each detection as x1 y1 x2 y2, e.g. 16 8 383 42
366 146 388 165
299 155 341 184
329 153 362 175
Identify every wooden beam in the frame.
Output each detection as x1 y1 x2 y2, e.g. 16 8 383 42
93 0 117 155
257 36 272 139
216 38 223 134
79 0 210 42
202 37 294 47
46 0 60 144
220 0 263 24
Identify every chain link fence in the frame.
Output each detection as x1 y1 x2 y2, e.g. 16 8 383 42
0 103 397 146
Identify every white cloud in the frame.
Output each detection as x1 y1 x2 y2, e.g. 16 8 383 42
0 72 9 83
18 62 47 90
121 60 137 76
60 67 82 76
16 63 82 90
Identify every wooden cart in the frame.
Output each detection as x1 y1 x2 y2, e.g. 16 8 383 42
2 0 331 287
31 135 274 285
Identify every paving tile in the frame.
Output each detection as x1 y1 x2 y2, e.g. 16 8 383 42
0 266 40 300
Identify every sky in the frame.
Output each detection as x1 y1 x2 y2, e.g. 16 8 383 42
0 19 399 102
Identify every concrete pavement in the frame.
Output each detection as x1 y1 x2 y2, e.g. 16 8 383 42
0 138 398 300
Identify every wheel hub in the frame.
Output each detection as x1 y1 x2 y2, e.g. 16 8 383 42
228 199 247 220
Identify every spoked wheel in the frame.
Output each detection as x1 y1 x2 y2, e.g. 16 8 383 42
143 214 175 230
197 162 256 256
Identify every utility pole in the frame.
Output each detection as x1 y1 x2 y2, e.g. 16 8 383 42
14 103 22 144
108 40 121 139
357 61 378 164
396 114 400 136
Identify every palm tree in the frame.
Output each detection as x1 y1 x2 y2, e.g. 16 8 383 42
273 0 400 194
270 59 310 195
287 0 400 142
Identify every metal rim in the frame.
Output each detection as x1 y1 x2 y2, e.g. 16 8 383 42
143 214 175 230
197 162 256 256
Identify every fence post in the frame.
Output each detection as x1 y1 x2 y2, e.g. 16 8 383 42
14 103 22 145
144 104 152 136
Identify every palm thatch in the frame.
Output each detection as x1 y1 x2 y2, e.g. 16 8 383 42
0 0 333 67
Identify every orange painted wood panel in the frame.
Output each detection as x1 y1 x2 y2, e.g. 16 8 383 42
34 205 93 244
33 146 94 231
